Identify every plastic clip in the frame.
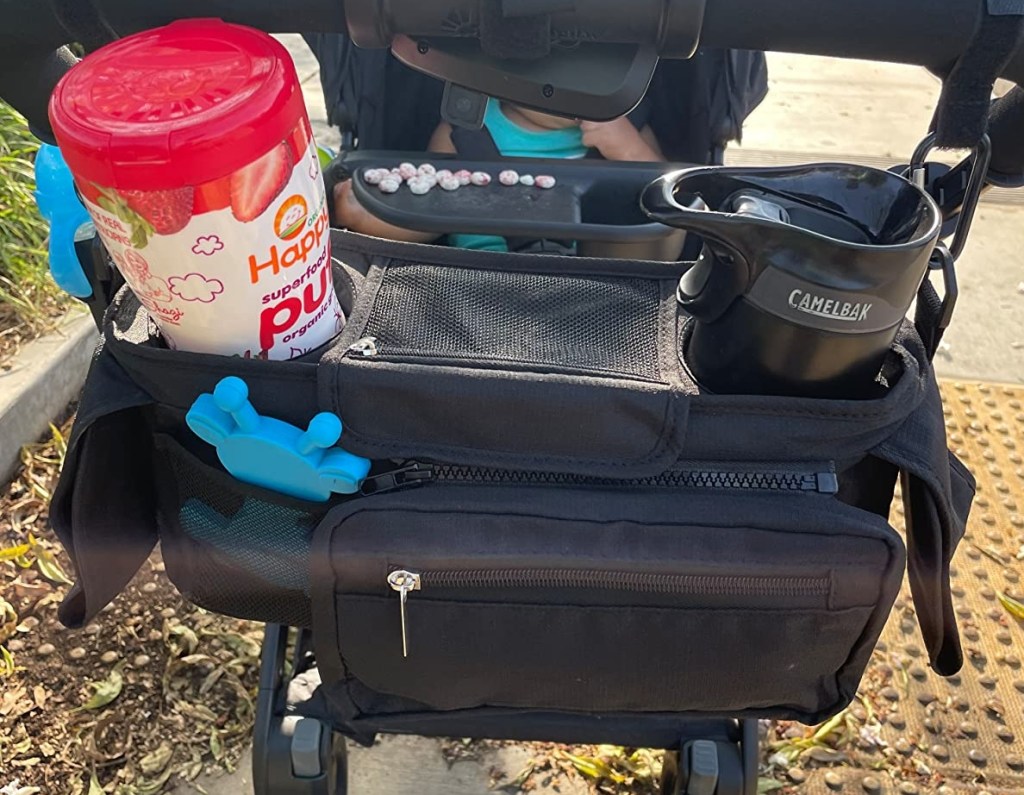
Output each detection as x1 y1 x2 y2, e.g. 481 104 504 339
186 376 371 502
909 132 991 261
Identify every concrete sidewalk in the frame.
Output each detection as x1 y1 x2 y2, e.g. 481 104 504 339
170 43 1024 795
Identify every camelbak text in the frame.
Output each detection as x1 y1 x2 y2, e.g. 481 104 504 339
788 290 872 323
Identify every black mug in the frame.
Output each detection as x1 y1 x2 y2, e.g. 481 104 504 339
641 164 942 398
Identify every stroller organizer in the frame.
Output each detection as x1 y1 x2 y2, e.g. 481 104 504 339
50 228 974 748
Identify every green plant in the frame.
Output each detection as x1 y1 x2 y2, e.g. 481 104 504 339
0 100 67 335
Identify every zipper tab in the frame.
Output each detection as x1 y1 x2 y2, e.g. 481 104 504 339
812 472 839 494
360 462 435 496
387 570 422 658
348 337 379 357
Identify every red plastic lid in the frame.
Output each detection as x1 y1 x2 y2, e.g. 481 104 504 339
49 19 306 190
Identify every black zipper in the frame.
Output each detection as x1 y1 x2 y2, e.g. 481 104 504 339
361 462 838 496
416 568 829 596
344 336 661 382
384 566 831 657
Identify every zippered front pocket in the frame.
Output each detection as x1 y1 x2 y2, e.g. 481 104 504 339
384 567 833 658
317 486 905 720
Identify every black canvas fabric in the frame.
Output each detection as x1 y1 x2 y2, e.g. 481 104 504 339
933 1 1024 148
49 344 156 628
309 485 901 726
49 229 973 740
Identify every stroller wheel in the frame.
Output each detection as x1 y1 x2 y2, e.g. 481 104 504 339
660 736 749 795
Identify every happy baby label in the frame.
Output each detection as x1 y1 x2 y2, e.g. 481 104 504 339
79 118 342 360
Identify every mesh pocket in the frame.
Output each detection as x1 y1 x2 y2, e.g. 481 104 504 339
363 263 662 379
155 435 328 627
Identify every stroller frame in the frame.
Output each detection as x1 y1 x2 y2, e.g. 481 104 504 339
250 623 760 795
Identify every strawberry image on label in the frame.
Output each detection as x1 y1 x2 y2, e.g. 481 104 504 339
230 143 293 223
192 178 232 215
121 187 195 235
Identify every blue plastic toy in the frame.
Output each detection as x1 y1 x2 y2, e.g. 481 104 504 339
33 144 95 298
186 376 371 502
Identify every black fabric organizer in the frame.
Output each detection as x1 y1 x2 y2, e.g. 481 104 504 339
49 229 974 744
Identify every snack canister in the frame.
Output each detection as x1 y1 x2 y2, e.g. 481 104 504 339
49 19 341 359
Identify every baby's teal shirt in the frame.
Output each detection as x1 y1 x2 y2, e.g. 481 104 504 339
449 100 588 253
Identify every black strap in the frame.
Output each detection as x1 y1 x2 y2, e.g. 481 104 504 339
449 123 503 159
914 277 947 362
901 469 966 676
934 0 1024 148
448 125 577 254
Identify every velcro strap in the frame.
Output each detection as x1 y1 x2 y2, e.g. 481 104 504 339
934 0 1024 148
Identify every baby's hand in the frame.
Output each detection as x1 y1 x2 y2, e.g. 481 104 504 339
580 118 661 162
330 177 440 244
332 179 371 232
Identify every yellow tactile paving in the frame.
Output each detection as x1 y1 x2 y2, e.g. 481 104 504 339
770 381 1024 795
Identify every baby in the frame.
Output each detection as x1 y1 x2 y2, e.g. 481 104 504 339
333 99 664 250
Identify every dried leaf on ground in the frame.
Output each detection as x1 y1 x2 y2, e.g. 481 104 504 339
563 752 628 784
0 543 31 561
138 742 174 776
33 547 71 586
85 772 103 795
999 592 1024 620
75 666 124 712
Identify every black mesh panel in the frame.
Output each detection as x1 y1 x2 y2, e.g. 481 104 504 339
162 441 323 627
364 263 662 380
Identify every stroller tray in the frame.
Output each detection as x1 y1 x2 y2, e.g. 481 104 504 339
341 151 682 243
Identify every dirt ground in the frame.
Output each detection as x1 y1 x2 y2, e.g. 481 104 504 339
0 419 265 794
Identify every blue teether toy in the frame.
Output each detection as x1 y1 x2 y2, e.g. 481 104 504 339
33 144 95 298
186 376 371 501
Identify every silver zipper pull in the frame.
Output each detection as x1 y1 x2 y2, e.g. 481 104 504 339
386 569 421 657
348 337 379 356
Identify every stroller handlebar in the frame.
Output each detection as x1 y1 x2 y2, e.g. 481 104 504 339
2 0 1024 174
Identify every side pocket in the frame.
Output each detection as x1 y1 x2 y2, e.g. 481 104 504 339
152 434 330 627
52 346 157 629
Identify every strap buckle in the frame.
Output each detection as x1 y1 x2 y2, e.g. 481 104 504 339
909 131 992 262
